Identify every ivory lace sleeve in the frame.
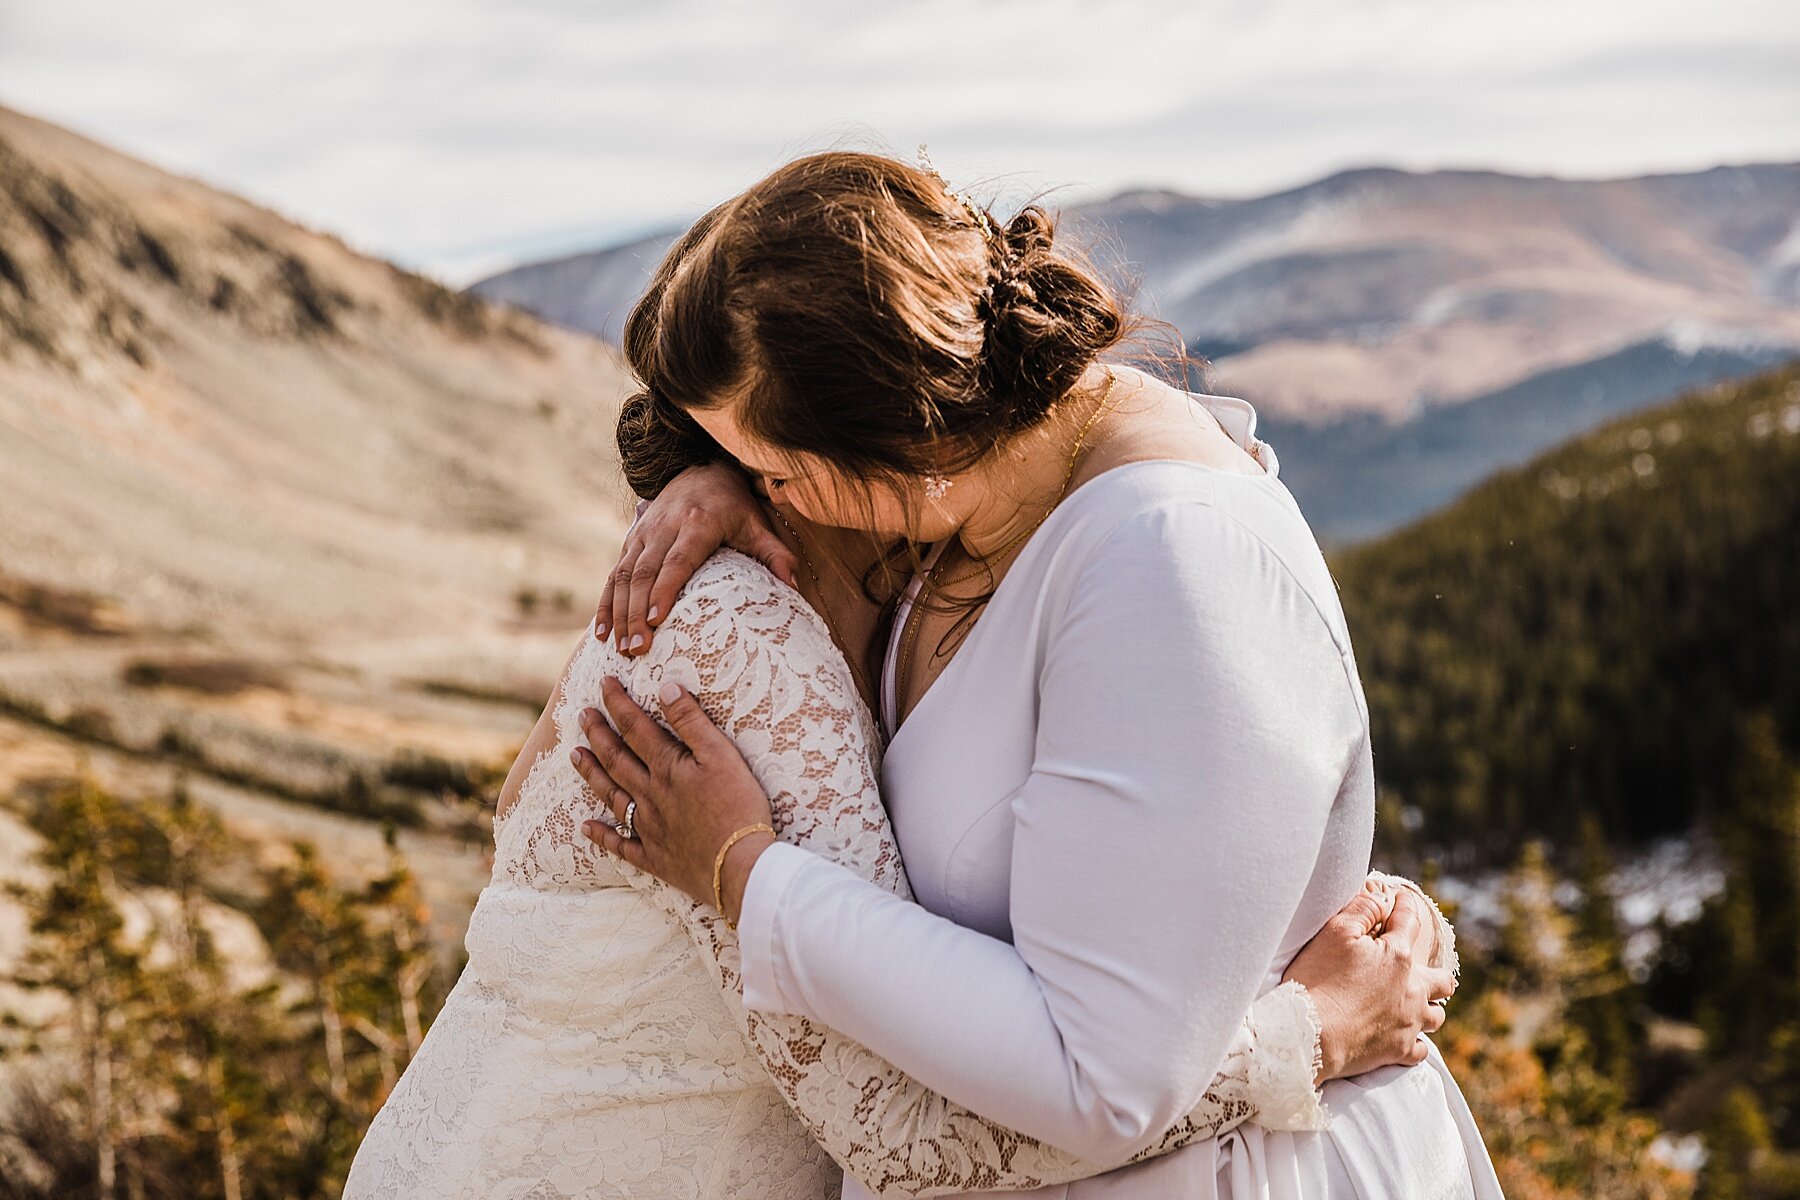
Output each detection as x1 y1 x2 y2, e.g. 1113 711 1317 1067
590 550 1327 1196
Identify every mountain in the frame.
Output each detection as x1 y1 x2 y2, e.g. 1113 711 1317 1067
472 161 1800 543
0 103 640 932
1070 164 1800 421
470 227 682 349
1332 359 1800 859
1261 337 1799 544
473 162 1800 421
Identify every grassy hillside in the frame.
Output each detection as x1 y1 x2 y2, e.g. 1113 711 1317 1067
1334 359 1800 857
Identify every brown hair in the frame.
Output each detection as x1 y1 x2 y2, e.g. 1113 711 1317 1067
614 147 1205 638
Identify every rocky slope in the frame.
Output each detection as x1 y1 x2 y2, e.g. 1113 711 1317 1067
0 101 641 932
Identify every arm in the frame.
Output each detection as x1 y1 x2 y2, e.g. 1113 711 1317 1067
576 553 1327 1195
726 500 1367 1161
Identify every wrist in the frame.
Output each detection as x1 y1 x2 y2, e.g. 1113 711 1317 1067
719 830 778 927
1311 1001 1348 1084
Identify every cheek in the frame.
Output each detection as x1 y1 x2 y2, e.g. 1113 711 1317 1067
788 479 912 535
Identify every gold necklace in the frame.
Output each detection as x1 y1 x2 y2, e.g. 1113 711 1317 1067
893 364 1119 723
769 504 878 705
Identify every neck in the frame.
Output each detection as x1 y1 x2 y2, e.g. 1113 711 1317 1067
950 364 1114 562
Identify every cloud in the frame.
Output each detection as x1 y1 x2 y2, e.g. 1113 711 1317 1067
1 0 1795 283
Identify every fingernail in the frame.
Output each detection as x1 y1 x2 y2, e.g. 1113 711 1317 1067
578 707 594 728
659 682 681 705
647 604 660 623
629 633 645 650
568 748 581 767
595 621 608 637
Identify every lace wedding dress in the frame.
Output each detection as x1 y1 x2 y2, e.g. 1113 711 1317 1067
342 549 1339 1200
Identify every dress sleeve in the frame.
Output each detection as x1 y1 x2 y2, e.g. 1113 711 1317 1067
600 551 1329 1196
734 501 1370 1163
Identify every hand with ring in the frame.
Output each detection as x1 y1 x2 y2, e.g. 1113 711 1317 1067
570 675 780 921
1282 878 1458 1081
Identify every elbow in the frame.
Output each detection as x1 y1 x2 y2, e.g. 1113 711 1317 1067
1044 1112 1161 1167
1044 1073 1196 1165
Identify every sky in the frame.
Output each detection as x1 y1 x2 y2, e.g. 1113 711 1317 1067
2 0 1797 285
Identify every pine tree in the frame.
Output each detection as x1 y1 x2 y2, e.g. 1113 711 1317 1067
4 777 156 1198
1566 813 1643 1096
1697 1086 1772 1200
341 824 441 1096
142 781 247 1200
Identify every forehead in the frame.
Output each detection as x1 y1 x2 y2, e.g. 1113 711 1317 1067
687 403 798 476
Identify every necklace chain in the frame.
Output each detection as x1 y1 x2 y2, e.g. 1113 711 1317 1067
894 364 1119 725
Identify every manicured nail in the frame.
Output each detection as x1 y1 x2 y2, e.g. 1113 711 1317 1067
628 633 645 651
647 605 660 623
568 748 581 767
595 621 608 638
659 682 681 705
578 707 594 728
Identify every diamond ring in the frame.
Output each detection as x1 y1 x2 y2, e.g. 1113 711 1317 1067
619 799 638 840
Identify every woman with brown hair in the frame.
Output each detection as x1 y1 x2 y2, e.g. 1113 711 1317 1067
342 149 1485 1200
574 148 1501 1197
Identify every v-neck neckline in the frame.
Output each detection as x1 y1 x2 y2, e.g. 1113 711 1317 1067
877 383 1282 754
878 458 1276 754
880 539 950 742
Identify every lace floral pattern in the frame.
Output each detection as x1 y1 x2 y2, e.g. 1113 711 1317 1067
345 549 1330 1198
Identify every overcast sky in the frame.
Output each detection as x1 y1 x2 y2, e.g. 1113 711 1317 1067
3 0 1796 284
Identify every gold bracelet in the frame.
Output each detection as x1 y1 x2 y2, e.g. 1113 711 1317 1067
713 822 776 930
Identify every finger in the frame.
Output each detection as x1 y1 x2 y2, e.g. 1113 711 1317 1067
604 775 663 841
569 744 636 819
1422 966 1457 1002
581 816 651 872
1381 887 1428 953
609 543 644 649
1332 890 1390 939
624 530 675 655
654 682 735 766
601 676 684 768
600 772 632 828
734 515 800 589
1386 879 1449 964
1361 873 1400 925
647 528 715 630
572 747 645 842
595 535 638 640
575 710 652 796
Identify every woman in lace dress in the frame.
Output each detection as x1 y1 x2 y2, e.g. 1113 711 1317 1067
567 151 1504 1198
